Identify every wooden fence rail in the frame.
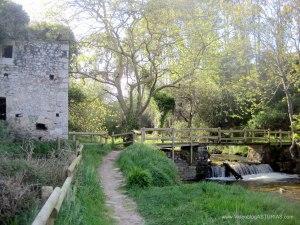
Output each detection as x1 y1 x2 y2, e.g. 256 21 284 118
31 144 84 225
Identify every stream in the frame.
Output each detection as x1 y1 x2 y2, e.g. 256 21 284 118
208 154 300 201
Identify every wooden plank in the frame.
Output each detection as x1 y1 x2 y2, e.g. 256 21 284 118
53 176 73 215
32 187 61 225
144 128 173 131
69 131 107 136
111 132 133 137
67 155 82 177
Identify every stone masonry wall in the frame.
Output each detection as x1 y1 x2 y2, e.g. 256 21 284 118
0 40 69 140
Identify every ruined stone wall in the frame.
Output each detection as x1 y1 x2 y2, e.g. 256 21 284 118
0 40 69 140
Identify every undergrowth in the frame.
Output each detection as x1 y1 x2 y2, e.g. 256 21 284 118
0 121 75 224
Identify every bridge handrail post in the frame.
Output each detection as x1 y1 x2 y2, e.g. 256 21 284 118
279 129 282 146
141 128 146 143
267 129 270 143
218 127 221 143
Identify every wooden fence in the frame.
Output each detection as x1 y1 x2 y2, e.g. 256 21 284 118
69 132 109 145
31 144 84 225
111 130 141 146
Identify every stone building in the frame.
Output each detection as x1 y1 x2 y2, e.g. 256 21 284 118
0 40 69 140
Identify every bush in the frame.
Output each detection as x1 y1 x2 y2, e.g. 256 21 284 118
127 167 152 188
117 143 179 188
0 122 76 223
0 175 38 224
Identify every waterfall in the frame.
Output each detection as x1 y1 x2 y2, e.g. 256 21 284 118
231 163 273 176
211 166 226 177
210 163 273 178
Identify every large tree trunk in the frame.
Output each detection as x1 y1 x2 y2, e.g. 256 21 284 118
281 76 296 158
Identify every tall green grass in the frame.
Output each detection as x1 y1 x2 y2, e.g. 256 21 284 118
117 143 179 188
55 144 115 225
129 182 300 225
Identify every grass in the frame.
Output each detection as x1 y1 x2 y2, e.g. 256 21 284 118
129 182 300 225
118 143 300 225
55 144 115 225
117 143 179 188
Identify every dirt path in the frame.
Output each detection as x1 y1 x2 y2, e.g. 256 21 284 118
99 151 145 225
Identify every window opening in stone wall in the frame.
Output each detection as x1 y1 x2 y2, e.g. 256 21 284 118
0 97 6 120
49 74 54 80
56 113 60 117
2 45 13 58
36 123 47 130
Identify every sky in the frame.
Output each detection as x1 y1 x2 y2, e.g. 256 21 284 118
12 0 53 22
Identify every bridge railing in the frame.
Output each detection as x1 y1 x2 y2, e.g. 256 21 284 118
140 128 293 146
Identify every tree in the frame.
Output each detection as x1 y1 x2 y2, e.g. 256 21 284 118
0 0 29 43
67 0 219 130
154 92 175 128
255 0 300 157
69 80 110 132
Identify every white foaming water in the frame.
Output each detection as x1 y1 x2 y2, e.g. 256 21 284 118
231 163 273 176
211 166 225 177
208 172 299 182
242 172 299 181
210 163 273 178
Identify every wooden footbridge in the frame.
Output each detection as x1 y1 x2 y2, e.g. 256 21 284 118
69 128 297 163
69 127 294 148
139 128 294 147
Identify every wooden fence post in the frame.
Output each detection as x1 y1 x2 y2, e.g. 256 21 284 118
172 128 175 162
132 131 136 144
72 134 76 143
112 132 115 145
190 128 193 164
141 128 146 143
218 127 221 143
267 129 270 143
57 138 61 151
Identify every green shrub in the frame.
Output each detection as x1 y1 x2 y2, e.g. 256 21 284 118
127 167 152 188
117 143 179 188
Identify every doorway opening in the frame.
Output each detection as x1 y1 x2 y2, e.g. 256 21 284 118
0 97 6 120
